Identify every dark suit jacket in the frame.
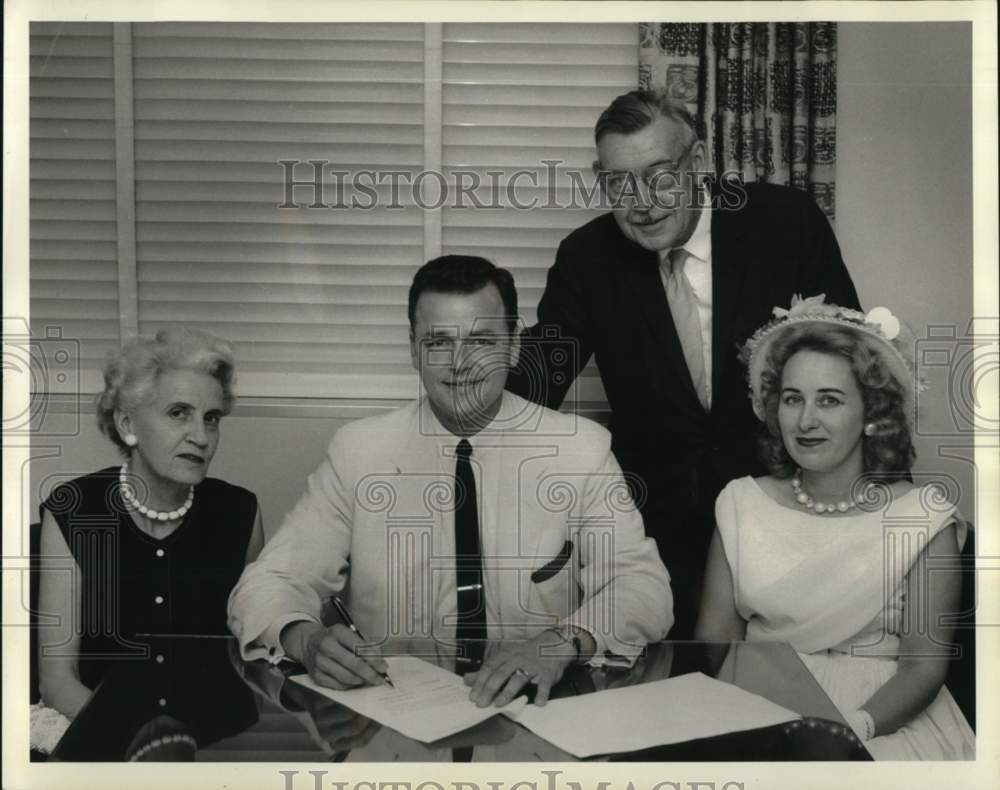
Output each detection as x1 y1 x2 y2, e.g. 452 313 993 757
507 182 860 632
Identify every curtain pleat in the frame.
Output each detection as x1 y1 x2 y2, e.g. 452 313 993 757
639 22 837 221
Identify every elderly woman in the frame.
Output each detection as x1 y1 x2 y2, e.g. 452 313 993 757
696 297 974 760
37 327 263 722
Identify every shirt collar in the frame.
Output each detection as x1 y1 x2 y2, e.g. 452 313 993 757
419 391 523 450
683 195 712 262
660 190 712 265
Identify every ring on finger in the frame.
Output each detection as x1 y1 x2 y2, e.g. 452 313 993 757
512 668 531 680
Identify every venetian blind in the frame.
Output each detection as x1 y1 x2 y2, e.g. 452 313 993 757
29 22 119 393
30 22 639 401
131 22 426 398
441 23 636 401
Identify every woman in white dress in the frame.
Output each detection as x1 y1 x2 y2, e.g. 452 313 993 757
695 296 974 760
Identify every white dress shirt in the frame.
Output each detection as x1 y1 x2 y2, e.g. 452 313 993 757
659 200 713 407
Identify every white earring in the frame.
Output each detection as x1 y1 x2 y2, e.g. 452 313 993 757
124 433 138 447
863 423 876 437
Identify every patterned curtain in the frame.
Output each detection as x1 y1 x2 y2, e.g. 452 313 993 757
638 22 837 220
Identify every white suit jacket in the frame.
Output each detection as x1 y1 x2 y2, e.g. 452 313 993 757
228 393 673 665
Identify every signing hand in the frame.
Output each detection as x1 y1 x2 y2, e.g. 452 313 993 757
284 621 388 690
463 629 580 708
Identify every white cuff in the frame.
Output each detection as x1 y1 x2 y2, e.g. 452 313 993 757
252 613 320 664
587 651 640 669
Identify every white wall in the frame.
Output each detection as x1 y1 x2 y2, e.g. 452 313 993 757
837 22 975 521
28 409 369 539
28 22 977 530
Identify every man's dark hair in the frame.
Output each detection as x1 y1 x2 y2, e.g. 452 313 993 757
594 89 702 145
408 255 519 333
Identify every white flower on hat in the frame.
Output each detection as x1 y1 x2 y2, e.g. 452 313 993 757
865 306 901 340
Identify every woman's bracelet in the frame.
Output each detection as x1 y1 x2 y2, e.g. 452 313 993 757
846 708 876 742
127 733 198 761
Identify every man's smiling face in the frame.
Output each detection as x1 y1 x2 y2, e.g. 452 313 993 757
597 115 706 253
410 283 519 436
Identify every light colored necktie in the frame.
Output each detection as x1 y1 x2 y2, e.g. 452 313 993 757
665 248 709 410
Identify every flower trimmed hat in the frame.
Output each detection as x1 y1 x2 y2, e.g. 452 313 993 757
740 294 923 424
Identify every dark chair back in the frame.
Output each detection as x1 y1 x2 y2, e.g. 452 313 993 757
30 521 41 705
943 527 975 731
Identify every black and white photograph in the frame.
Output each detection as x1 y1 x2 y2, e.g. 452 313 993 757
3 1 997 788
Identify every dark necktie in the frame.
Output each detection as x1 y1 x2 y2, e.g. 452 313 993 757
454 439 486 671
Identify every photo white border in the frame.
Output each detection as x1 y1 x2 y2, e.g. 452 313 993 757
4 2 997 789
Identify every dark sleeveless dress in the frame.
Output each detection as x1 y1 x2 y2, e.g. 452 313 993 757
41 466 257 690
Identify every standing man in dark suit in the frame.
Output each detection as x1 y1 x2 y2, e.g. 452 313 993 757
507 91 861 638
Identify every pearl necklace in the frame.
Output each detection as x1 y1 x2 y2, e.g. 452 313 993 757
791 470 865 515
119 463 194 522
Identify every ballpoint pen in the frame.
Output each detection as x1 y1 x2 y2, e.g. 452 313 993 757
330 596 395 688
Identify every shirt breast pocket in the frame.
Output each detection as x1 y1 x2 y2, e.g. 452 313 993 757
527 539 580 620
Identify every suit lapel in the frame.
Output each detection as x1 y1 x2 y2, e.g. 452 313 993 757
710 189 752 411
620 239 702 406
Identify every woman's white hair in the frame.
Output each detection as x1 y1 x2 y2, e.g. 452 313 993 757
96 327 236 454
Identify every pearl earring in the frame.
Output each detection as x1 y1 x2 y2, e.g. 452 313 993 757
863 423 876 437
124 433 138 447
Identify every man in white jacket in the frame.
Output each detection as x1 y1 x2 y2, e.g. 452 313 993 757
228 255 672 708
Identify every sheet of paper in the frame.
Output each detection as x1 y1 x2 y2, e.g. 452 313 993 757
290 656 528 743
511 671 801 758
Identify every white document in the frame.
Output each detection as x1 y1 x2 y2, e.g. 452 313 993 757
513 671 801 757
290 656 528 743
292 664 798 755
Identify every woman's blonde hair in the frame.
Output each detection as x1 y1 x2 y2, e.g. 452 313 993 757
757 323 915 480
